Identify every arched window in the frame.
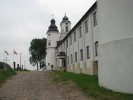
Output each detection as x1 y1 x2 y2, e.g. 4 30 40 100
71 54 73 63
95 41 98 56
48 40 51 46
86 46 90 59
66 26 68 32
80 49 83 60
75 52 77 62
48 42 51 46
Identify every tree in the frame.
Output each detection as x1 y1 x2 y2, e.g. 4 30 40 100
0 62 12 70
29 38 47 70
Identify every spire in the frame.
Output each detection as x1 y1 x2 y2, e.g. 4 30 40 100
65 11 66 16
48 18 58 32
52 14 54 19
62 13 69 21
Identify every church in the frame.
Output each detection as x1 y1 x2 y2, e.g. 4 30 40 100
46 0 133 94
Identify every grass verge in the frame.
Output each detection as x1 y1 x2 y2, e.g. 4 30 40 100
0 69 16 85
54 71 133 100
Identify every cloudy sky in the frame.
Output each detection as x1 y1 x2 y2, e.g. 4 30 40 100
0 0 96 70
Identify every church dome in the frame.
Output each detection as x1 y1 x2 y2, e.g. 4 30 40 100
62 14 69 21
48 18 58 32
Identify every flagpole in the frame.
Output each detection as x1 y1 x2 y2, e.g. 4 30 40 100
13 51 14 62
13 50 18 70
4 50 5 70
6 56 7 69
13 51 14 69
20 53 21 69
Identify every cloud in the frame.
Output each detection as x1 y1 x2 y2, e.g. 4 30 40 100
0 0 96 70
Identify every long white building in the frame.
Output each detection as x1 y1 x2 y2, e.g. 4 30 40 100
46 0 133 94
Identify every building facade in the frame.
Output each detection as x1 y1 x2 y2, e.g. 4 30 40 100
55 2 99 75
46 0 133 94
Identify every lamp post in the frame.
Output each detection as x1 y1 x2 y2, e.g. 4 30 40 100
24 61 29 70
20 53 21 69
24 61 25 69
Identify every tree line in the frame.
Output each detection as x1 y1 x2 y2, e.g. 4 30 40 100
0 62 12 70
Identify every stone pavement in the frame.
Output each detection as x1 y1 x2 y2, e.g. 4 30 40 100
0 71 94 100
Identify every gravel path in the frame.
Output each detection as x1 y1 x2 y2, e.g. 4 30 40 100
0 71 93 100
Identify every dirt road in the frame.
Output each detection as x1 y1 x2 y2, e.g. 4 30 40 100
0 71 93 100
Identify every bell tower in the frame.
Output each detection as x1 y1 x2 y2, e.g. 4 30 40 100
46 18 59 70
59 14 71 40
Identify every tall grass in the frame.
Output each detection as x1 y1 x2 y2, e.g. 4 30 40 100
54 71 133 100
0 69 16 84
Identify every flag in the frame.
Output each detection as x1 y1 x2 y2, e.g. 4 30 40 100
13 50 18 55
5 50 9 55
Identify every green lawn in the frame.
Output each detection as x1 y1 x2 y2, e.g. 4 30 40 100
0 69 16 85
54 71 133 100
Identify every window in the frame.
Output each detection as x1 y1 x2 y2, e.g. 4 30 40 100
48 63 50 66
93 12 97 26
95 41 98 56
48 42 51 46
86 46 90 59
74 31 76 42
66 26 68 32
75 52 77 62
71 54 73 63
48 41 51 46
79 26 82 38
80 49 83 60
48 34 50 36
70 35 72 45
85 20 88 33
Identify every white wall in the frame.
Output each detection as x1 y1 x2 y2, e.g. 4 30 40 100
46 48 56 70
98 0 133 44
92 9 99 61
46 31 59 70
99 38 133 93
98 0 133 93
73 29 79 63
47 31 59 47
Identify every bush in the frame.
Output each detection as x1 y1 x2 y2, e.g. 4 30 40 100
0 62 12 70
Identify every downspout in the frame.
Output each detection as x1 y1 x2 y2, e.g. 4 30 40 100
91 12 94 62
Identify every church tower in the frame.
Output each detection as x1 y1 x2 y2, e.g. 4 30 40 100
59 14 71 40
46 18 59 70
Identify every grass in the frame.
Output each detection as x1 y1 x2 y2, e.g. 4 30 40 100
0 69 16 85
53 71 133 100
